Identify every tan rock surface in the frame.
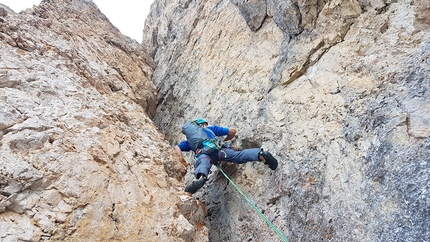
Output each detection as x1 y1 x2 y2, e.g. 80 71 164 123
1 0 428 241
144 0 429 241
0 1 206 241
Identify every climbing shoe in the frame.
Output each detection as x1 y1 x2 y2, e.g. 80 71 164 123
185 177 206 194
259 150 278 170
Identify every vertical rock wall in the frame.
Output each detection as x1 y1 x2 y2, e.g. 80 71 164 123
0 0 206 241
144 0 429 241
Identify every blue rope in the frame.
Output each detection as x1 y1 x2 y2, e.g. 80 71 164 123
216 164 289 242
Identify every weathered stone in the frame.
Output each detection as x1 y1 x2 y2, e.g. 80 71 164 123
231 0 267 31
267 0 303 35
144 0 429 241
0 0 204 241
1 0 429 241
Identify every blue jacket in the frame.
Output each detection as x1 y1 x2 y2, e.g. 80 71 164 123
178 125 229 151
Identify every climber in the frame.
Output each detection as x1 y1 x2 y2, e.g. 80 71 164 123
174 118 278 194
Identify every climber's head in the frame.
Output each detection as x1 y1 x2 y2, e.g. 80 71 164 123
194 118 208 127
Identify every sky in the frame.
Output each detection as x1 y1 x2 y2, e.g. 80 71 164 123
0 0 153 42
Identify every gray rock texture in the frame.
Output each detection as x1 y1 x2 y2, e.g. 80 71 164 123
0 0 428 241
0 1 205 241
144 0 430 241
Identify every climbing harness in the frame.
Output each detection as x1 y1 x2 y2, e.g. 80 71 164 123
215 164 289 242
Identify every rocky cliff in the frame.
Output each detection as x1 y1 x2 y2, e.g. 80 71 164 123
1 0 429 241
0 0 205 241
144 0 429 241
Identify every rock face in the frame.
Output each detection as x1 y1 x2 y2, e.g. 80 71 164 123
144 0 429 241
1 0 429 241
0 0 206 241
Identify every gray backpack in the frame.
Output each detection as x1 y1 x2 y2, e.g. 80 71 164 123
182 121 219 153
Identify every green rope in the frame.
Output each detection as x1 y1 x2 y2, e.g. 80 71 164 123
216 164 289 242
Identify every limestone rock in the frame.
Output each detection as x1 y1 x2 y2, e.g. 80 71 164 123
267 0 304 35
0 1 206 241
231 0 267 31
1 0 428 241
144 0 429 241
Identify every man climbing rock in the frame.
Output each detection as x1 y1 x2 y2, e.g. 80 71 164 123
174 118 278 194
